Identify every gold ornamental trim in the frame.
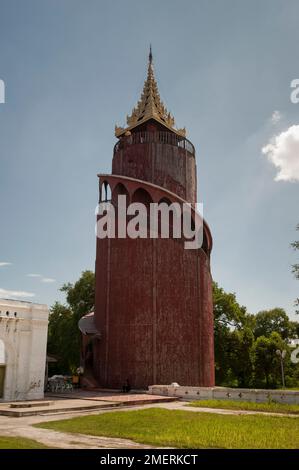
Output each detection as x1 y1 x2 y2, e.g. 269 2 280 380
115 47 186 138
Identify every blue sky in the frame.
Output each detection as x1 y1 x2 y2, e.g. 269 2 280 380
0 0 298 318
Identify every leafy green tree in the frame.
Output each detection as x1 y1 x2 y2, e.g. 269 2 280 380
289 321 299 338
212 284 299 388
253 308 292 340
213 283 254 386
47 270 95 374
213 282 248 329
214 321 233 385
253 332 287 388
47 302 74 374
61 270 95 323
229 327 255 387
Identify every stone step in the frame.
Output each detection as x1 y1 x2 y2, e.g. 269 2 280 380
0 395 177 417
10 401 51 409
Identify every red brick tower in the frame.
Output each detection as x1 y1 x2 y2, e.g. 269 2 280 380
87 50 214 389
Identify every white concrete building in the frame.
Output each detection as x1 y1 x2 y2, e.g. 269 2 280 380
0 299 49 401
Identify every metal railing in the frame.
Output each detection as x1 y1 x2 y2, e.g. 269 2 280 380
114 131 195 156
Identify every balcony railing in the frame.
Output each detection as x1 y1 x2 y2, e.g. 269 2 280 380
114 131 195 156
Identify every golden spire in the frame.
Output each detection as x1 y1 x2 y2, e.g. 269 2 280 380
115 47 186 138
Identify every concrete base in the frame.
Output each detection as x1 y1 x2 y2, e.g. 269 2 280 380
0 399 119 417
0 392 177 417
10 401 51 408
148 385 299 405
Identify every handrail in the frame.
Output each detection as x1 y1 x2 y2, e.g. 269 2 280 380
114 131 195 156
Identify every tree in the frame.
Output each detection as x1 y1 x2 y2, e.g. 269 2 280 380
291 223 299 314
229 327 255 387
61 270 95 323
47 270 95 374
253 332 287 388
213 282 248 329
213 282 254 386
212 284 299 388
253 308 292 340
47 302 74 374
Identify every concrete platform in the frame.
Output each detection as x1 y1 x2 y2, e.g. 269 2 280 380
0 392 177 417
0 399 118 417
10 401 51 408
46 390 176 403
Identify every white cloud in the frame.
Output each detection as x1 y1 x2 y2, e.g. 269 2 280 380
27 274 56 283
0 262 12 267
0 288 35 299
271 110 281 124
41 278 56 283
262 124 299 182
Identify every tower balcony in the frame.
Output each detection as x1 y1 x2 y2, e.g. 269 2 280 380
113 131 195 157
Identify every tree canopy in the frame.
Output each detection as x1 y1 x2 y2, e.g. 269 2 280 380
253 308 293 340
213 282 299 388
47 270 95 374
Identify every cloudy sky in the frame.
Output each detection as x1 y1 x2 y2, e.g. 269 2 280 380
0 0 298 318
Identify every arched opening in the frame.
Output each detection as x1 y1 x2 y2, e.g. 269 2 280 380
112 183 129 206
131 187 152 207
112 183 130 237
0 339 6 399
158 197 172 205
129 188 153 237
100 181 112 202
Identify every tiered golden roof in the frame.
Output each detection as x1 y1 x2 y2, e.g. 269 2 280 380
115 47 186 138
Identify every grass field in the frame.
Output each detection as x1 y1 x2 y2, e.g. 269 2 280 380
188 399 299 415
36 407 299 449
0 436 48 449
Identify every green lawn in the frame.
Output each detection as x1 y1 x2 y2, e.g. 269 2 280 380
36 407 299 449
188 399 299 415
0 436 48 449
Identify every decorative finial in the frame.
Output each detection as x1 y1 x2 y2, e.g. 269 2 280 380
149 44 153 64
115 47 186 138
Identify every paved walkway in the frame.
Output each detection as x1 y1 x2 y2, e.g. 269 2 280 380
0 399 298 449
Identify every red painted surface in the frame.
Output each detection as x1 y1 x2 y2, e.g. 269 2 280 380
91 122 214 388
